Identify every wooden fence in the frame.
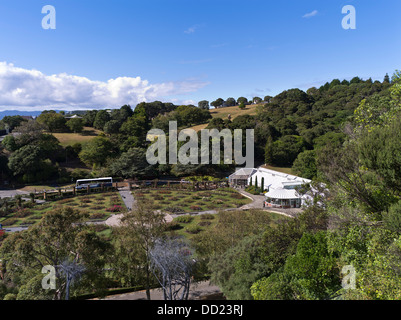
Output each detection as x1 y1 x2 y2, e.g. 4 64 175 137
31 180 230 201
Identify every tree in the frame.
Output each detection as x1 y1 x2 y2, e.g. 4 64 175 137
79 136 114 167
66 118 84 133
93 110 111 130
0 207 110 300
36 111 67 133
112 200 166 299
8 145 43 176
292 150 317 179
252 97 262 104
237 97 248 105
252 231 341 300
0 115 26 132
103 120 120 135
265 135 306 167
110 147 155 179
83 110 98 127
211 98 224 108
198 100 210 110
239 102 246 110
225 97 236 107
149 237 195 300
264 96 273 103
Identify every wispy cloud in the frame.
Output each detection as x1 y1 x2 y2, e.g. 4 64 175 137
302 10 318 18
0 62 209 111
184 24 200 34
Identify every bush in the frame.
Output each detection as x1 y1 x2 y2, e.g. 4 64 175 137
164 206 185 214
230 193 244 199
174 215 194 224
14 208 33 218
198 221 212 227
90 213 107 220
1 218 18 226
245 185 264 195
190 205 202 211
106 205 124 213
164 221 183 231
186 225 203 234
200 214 215 220
3 293 17 300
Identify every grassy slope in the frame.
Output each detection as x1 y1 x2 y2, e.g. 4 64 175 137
189 104 261 132
52 127 102 147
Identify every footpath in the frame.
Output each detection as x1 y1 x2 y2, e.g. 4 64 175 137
96 281 223 301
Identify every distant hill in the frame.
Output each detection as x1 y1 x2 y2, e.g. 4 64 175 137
0 110 43 120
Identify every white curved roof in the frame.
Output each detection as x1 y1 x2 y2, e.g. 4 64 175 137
265 188 299 200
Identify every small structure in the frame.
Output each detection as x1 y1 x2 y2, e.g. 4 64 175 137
247 167 311 209
228 168 256 188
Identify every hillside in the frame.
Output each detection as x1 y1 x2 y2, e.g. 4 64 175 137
51 127 102 147
189 104 260 132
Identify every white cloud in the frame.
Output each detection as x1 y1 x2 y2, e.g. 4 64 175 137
184 24 201 34
0 62 209 111
302 10 318 18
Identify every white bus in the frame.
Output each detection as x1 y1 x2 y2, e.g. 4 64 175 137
75 177 113 190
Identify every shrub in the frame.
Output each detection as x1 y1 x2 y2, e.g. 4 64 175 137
164 206 185 214
198 221 212 227
230 193 244 199
164 221 183 231
106 205 124 213
174 215 194 224
14 208 32 218
200 214 215 220
90 212 107 220
186 225 202 234
1 218 18 226
190 205 202 211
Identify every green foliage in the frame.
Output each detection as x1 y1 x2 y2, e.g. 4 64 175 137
93 110 111 130
36 111 67 133
79 136 114 167
292 150 317 179
66 118 84 133
265 135 307 167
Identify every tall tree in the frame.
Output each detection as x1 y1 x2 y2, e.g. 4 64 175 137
112 200 166 300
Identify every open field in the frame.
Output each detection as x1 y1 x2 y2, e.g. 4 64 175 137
52 127 102 147
189 104 261 132
209 104 260 119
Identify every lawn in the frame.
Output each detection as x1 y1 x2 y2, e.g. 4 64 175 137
52 127 102 147
132 187 252 215
0 191 125 228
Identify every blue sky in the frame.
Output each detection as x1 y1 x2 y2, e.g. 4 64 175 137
0 0 400 111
